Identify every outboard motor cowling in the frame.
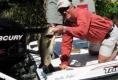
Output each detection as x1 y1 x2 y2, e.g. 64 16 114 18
0 18 26 72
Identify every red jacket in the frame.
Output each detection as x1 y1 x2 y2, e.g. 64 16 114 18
61 6 113 65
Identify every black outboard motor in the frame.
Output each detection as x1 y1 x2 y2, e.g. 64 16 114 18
0 18 48 80
0 18 26 74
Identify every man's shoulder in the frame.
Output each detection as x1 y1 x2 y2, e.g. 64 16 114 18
75 6 88 14
76 4 88 9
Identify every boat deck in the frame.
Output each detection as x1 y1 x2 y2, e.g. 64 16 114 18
53 37 118 67
28 37 118 80
52 48 118 67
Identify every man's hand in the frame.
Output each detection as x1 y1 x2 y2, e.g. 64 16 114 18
46 23 56 36
59 64 69 69
51 25 64 33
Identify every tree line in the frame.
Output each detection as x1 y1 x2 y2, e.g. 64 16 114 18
0 0 47 28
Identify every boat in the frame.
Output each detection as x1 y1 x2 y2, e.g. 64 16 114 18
35 37 118 80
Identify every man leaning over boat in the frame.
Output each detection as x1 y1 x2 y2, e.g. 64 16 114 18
51 0 118 69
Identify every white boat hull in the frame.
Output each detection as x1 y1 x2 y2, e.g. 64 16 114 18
31 37 118 80
37 59 118 80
